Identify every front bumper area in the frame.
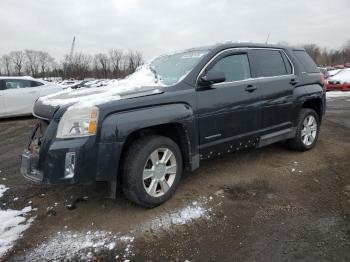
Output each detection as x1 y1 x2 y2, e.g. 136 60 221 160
21 149 43 183
21 120 122 186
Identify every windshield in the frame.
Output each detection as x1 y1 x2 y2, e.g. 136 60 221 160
149 49 209 85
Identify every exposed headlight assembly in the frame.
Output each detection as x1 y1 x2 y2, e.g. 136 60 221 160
56 106 99 138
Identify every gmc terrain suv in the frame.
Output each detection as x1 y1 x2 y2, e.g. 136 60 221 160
21 43 325 207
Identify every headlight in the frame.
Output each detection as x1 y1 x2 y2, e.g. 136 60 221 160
56 106 99 138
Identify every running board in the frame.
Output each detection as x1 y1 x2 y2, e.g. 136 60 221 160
258 128 295 147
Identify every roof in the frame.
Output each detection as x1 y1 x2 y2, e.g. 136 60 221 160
0 76 35 80
178 42 304 56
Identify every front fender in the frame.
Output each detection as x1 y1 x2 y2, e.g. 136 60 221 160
99 103 195 143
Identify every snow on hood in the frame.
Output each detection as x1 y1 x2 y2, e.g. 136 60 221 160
328 68 350 83
38 65 165 109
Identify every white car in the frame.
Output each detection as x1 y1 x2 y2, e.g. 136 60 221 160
0 77 64 118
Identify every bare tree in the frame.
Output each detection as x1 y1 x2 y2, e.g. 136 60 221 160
25 50 41 77
9 51 25 76
109 49 123 78
72 53 92 79
1 55 12 76
94 53 110 78
38 51 55 77
125 51 143 75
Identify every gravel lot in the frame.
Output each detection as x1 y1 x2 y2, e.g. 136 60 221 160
0 96 350 261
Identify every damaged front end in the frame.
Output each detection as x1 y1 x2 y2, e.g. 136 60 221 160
21 119 49 183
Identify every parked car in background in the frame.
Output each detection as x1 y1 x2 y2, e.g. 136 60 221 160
325 68 350 91
0 77 64 118
59 80 82 88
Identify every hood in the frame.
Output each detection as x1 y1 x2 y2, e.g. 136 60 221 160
34 66 165 119
328 68 350 83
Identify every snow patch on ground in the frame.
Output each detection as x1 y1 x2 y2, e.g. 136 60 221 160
0 184 8 198
326 91 350 99
19 195 219 260
0 185 34 258
21 230 135 261
138 196 214 233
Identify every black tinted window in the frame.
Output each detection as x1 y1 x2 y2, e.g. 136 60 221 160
293 50 319 73
210 54 251 82
30 81 44 87
252 50 287 77
4 79 31 89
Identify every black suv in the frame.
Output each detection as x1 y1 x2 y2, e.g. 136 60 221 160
21 43 325 207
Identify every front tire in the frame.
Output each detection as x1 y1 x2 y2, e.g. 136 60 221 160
287 108 320 151
122 135 183 208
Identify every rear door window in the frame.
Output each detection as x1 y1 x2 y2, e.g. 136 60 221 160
4 79 31 89
252 49 288 77
210 54 251 82
293 50 319 73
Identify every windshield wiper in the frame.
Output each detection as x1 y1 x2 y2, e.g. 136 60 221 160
149 66 159 83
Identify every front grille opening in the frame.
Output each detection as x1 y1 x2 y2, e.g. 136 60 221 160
28 120 49 154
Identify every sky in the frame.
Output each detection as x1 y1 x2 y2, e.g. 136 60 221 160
0 0 349 61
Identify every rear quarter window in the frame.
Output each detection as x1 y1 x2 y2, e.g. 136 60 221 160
293 50 319 73
30 81 44 87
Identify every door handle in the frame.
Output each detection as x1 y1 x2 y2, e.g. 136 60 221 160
290 78 299 85
28 91 37 94
245 85 257 92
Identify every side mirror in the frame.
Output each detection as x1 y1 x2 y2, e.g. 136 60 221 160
198 70 226 87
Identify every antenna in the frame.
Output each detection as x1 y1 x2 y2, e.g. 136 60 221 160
265 32 271 44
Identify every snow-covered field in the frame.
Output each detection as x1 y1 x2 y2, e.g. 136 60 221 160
0 184 35 258
326 91 350 99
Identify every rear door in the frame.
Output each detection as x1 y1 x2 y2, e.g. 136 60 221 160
3 79 41 116
250 49 295 133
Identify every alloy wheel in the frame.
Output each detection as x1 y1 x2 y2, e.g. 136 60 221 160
143 147 177 197
301 115 318 146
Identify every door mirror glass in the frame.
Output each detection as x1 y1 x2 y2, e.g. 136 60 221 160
199 70 226 86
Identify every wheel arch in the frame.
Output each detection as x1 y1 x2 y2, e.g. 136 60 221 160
99 103 199 185
302 97 323 123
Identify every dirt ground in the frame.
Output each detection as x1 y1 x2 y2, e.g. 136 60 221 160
0 97 350 262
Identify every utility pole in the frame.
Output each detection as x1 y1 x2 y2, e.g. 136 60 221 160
265 32 271 44
69 36 76 64
65 36 76 79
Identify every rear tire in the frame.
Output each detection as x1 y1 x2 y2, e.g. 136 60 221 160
287 108 320 151
122 135 183 208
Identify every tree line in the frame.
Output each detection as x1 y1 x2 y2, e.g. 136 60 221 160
302 39 350 66
1 40 350 79
0 49 143 80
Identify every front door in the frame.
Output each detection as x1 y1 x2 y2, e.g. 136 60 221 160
196 50 262 155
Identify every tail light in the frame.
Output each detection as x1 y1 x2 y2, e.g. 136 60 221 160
320 73 327 92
